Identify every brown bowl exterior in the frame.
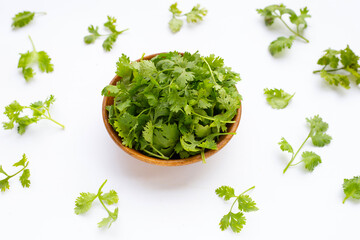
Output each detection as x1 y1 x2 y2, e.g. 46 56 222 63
102 53 242 166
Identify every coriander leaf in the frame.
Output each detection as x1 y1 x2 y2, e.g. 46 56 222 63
237 195 259 212
215 186 235 200
301 151 321 171
102 33 118 52
185 4 208 23
268 36 295 56
278 137 293 154
13 154 28 167
219 213 231 231
101 190 119 205
98 207 118 228
340 45 359 70
264 88 294 109
104 16 117 33
343 176 360 203
0 154 30 191
317 49 340 68
311 132 332 147
229 212 246 233
169 18 183 33
101 85 119 97
143 121 154 145
0 179 10 192
289 7 311 29
12 11 46 28
19 169 30 188
74 192 97 214
320 70 350 89
306 115 332 147
168 3 207 33
169 2 182 16
84 25 101 44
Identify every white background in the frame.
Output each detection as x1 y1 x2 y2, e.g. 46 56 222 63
0 0 360 239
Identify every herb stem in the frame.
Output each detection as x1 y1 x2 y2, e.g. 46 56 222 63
276 14 309 43
35 12 47 15
229 186 256 212
143 149 169 160
283 132 311 174
192 111 235 124
28 35 36 52
201 57 220 87
26 106 65 129
313 67 345 74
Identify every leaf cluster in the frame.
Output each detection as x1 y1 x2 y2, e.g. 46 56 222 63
279 115 332 173
12 11 46 28
343 176 360 204
102 52 241 162
216 186 258 233
18 36 54 81
169 2 207 33
264 88 294 109
257 4 310 55
84 16 129 52
3 95 64 135
314 46 360 89
0 154 30 192
74 180 119 228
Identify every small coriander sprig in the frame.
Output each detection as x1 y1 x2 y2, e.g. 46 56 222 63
12 11 46 28
216 186 258 234
257 4 310 56
18 35 54 81
343 176 360 204
0 154 30 192
84 16 129 52
279 115 332 174
169 2 207 33
313 46 360 89
3 95 64 135
264 88 294 109
74 180 119 228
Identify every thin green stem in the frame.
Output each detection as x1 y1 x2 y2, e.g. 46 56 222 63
229 186 256 212
313 67 345 74
201 57 219 87
28 35 36 52
192 111 235 124
201 150 206 164
143 149 169 160
96 180 114 216
26 106 65 129
283 132 312 174
35 12 47 15
1 162 29 183
276 15 309 43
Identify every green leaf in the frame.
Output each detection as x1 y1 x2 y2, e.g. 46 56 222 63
19 169 30 188
98 207 118 228
104 16 117 33
74 192 97 215
13 154 28 167
301 151 321 171
101 190 119 205
219 213 231 231
12 11 35 28
84 25 101 44
317 49 340 68
343 176 360 203
320 70 350 89
102 33 119 52
257 4 294 26
311 132 332 147
278 137 293 154
215 186 235 200
289 7 311 29
169 2 182 16
37 51 54 73
169 17 183 33
185 4 207 23
340 45 359 70
264 88 294 109
268 36 295 56
101 85 119 97
229 212 246 233
306 115 329 133
0 179 10 192
237 195 259 212
143 121 154 145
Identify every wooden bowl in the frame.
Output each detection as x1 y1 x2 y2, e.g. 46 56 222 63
102 53 242 166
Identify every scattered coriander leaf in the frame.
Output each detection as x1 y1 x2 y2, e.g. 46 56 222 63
74 180 119 228
0 154 30 192
18 35 54 81
268 36 295 56
185 4 208 23
264 88 294 109
12 11 46 28
2 95 64 134
281 115 331 174
314 46 360 89
216 186 257 234
343 176 360 204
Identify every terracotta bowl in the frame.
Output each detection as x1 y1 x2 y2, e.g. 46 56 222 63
102 53 242 166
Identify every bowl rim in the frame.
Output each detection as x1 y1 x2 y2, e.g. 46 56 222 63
102 52 242 166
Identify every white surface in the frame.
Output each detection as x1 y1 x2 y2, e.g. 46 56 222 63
0 0 360 239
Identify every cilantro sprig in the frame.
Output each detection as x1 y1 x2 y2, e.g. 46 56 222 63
18 35 54 81
0 154 30 192
280 115 332 173
3 95 64 135
343 176 360 204
264 88 294 109
169 2 207 33
313 46 360 89
75 180 119 228
84 16 129 52
257 4 310 55
216 186 258 233
102 52 241 163
12 11 46 28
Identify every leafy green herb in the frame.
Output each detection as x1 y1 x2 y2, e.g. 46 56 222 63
257 4 310 55
0 154 30 192
343 176 360 203
3 95 64 134
18 35 54 81
216 186 258 233
102 52 241 163
169 2 207 33
313 46 360 89
12 11 46 28
84 16 129 52
279 115 331 173
264 88 294 109
75 180 119 228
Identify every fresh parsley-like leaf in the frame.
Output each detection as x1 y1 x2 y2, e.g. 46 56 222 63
84 16 129 52
168 2 207 33
280 115 331 173
216 186 257 234
264 88 294 109
343 176 360 204
314 46 360 89
257 4 310 56
18 36 54 81
3 95 64 134
0 154 30 192
12 11 46 28
75 180 119 228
